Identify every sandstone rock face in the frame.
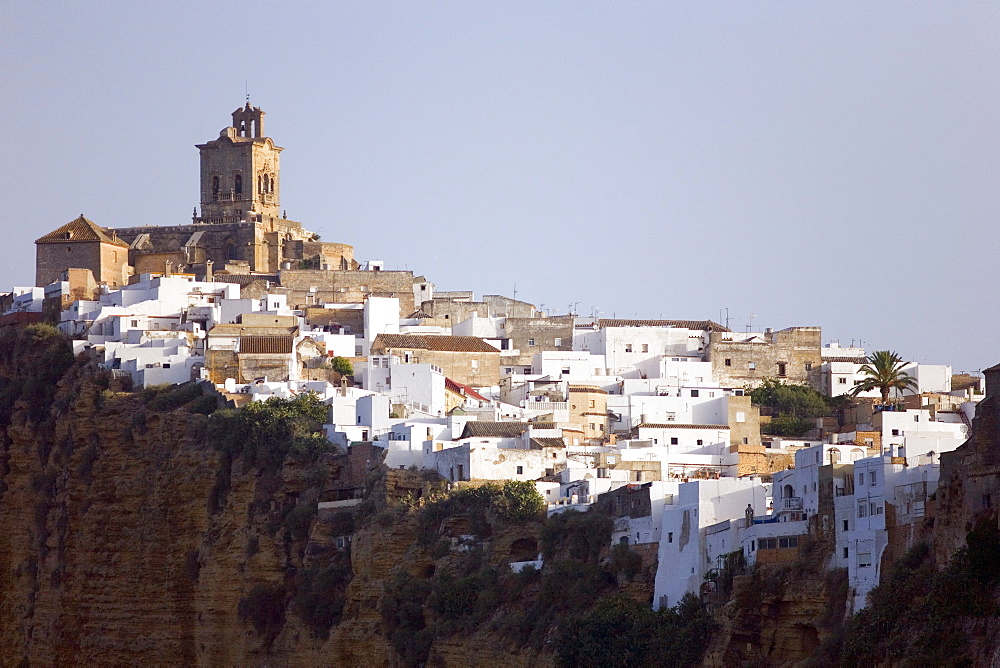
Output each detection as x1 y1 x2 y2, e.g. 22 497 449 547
0 348 557 666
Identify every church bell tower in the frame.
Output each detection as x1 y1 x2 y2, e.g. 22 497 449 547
195 104 282 223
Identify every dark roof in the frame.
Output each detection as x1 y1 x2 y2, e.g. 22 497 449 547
461 421 530 439
373 334 500 353
239 335 294 354
530 437 566 449
597 319 729 332
213 273 279 286
822 356 866 363
635 423 730 430
36 215 129 247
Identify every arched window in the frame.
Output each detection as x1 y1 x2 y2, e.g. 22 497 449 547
258 175 263 194
851 448 866 462
830 450 842 464
227 244 238 260
269 174 275 192
234 174 243 195
212 176 219 195
263 174 269 193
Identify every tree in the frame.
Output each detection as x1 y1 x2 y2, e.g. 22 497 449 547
849 350 918 404
330 356 353 376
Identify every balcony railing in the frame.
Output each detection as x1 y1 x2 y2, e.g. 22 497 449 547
780 497 803 511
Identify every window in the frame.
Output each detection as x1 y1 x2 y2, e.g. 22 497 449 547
691 389 699 397
743 437 749 444
748 362 756 370
625 344 633 353
859 473 864 485
554 337 562 346
891 429 900 436
777 362 786 377
642 344 649 353
914 415 920 422
725 358 732 367
805 362 812 371
670 437 678 445
471 359 479 369
696 439 703 446
504 368 512 374
212 175 220 196
858 552 872 568
589 400 595 408
843 547 849 559
870 471 877 486
234 174 243 194
839 377 848 384
668 532 673 543
516 466 523 475
527 338 535 346
858 503 868 518
778 536 798 548
589 423 596 430
843 519 849 531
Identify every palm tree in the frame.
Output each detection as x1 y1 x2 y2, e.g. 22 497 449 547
849 350 918 404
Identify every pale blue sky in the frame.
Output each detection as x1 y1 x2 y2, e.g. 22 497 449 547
2 2 997 371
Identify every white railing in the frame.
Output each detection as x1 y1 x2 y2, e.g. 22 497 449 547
780 497 803 511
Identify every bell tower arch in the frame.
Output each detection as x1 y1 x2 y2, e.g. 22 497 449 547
195 103 282 224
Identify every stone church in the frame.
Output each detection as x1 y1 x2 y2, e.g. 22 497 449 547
36 104 357 288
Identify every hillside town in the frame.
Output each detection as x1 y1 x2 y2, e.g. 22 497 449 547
1 105 987 617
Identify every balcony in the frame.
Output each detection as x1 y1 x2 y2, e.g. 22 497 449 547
780 497 803 511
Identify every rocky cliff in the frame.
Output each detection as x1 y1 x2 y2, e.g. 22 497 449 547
0 325 636 666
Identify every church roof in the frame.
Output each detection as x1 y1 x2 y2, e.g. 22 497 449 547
36 215 129 247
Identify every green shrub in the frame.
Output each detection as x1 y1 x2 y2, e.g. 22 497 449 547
330 356 354 376
557 592 715 668
539 510 613 562
238 583 286 635
293 564 351 638
609 543 643 580
380 572 434 667
207 393 331 471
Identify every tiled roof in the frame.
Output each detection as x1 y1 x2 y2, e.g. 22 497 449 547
209 324 297 337
461 421 530 439
212 274 278 286
568 385 608 394
529 422 557 430
35 215 129 247
239 335 294 354
445 377 489 403
373 333 500 353
635 423 730 430
822 356 866 363
597 319 729 332
530 437 566 450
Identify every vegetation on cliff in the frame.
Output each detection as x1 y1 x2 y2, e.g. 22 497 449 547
839 517 1000 666
748 378 838 437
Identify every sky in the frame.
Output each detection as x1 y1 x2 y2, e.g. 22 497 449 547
2 2 997 372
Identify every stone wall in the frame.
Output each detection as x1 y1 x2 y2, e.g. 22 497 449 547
503 316 574 366
709 327 823 391
279 269 416 315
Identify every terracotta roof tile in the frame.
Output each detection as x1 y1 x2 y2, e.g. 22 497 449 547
635 423 730 430
530 437 566 449
373 333 499 353
461 421 530 438
239 335 294 354
35 215 129 247
597 318 729 332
